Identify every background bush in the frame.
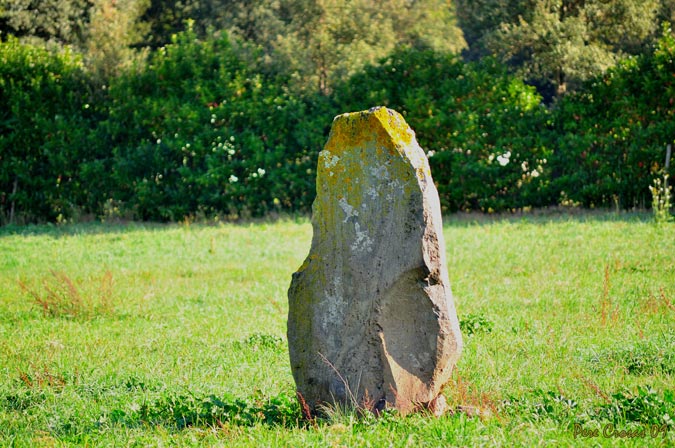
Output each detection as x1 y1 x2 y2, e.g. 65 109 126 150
1 27 674 223
99 28 327 220
550 27 675 209
335 48 553 213
0 36 99 224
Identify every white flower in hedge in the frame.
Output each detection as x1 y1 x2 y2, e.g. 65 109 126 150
229 174 239 183
497 151 511 166
257 168 266 177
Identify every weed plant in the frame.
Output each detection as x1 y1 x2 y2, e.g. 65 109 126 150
649 174 673 224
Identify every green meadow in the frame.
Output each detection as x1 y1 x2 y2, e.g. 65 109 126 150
1 213 673 447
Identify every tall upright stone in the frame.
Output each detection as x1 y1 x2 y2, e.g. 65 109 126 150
287 107 462 416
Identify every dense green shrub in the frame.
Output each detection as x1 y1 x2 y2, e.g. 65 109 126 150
2 26 674 224
101 28 330 220
334 48 553 213
0 36 97 223
550 27 675 209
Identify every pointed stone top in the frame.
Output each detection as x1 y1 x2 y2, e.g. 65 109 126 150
326 106 416 156
320 106 430 188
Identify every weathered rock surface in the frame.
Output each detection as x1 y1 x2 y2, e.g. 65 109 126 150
287 107 462 416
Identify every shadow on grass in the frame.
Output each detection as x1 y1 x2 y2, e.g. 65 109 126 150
443 208 653 227
0 213 309 239
0 221 171 239
0 209 657 238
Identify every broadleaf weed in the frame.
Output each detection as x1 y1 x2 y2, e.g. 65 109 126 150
235 333 285 353
459 313 494 336
100 390 303 430
589 386 675 427
583 333 675 375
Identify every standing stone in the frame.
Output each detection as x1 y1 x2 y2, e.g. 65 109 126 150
287 107 462 416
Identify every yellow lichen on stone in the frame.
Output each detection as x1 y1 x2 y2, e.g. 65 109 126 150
316 106 430 204
323 107 414 158
310 107 439 250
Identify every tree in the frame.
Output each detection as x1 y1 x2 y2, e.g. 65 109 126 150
660 0 675 25
455 0 536 59
85 0 150 80
457 0 669 97
263 0 467 93
140 0 212 48
140 0 466 94
0 0 150 80
0 0 91 46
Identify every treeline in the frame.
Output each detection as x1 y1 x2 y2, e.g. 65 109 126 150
1 1 674 223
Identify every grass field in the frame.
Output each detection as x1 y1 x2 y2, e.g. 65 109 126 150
1 213 674 447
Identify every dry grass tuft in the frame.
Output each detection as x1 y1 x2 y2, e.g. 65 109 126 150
599 264 620 326
444 374 500 421
18 363 67 389
18 270 116 319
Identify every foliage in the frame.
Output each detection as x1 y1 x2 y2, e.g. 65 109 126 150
502 386 675 429
459 313 494 336
1 9 675 222
237 333 286 352
501 389 579 423
590 386 675 426
0 0 91 47
457 0 672 98
455 0 532 57
549 26 675 209
100 27 325 220
139 0 212 48
335 48 553 212
138 0 466 93
101 391 302 429
84 0 150 80
263 0 466 94
0 36 99 224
